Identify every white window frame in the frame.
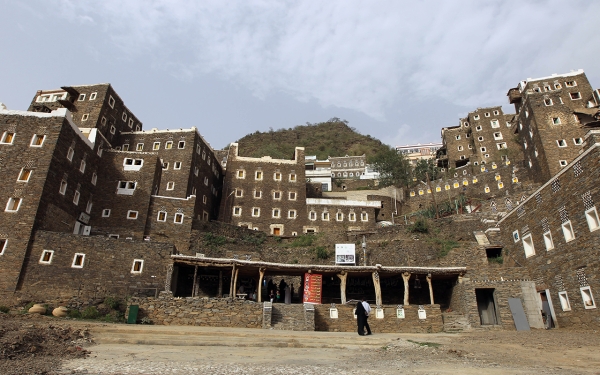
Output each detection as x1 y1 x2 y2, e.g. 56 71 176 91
131 259 144 274
39 249 54 264
79 160 86 173
174 213 184 224
480 147 486 152
166 181 175 190
78 93 86 101
288 210 296 219
165 141 173 149
322 212 330 221
90 92 97 100
128 118 134 128
274 172 282 181
349 213 356 222
5 197 21 212
557 139 567 147
73 190 80 205
91 172 97 186
237 170 245 179
255 171 263 180
71 253 86 269
570 92 582 100
581 286 596 309
102 209 111 217
174 161 182 170
135 143 143 151
559 160 568 167
110 125 116 135
194 166 199 176
252 207 260 217
153 142 160 150
455 135 461 140
336 212 344 221
157 211 167 222
490 120 499 128
273 191 282 200
361 212 368 222
0 239 6 255
289 173 297 182
552 117 562 125
544 98 553 106
558 291 571 311
543 231 554 251
496 142 507 150
457 146 463 151
289 191 297 200
82 114 89 121
116 181 137 195
493 132 503 140
17 168 32 182
233 206 242 217
574 138 583 145
127 210 139 220
86 200 93 214
522 233 535 258
108 95 115 108
585 207 600 232
476 125 482 131
203 195 207 204
66 147 74 161
30 134 46 147
272 208 281 218
235 189 243 198
59 180 68 195
309 211 317 221
562 220 575 242
0 131 15 145
473 114 480 120
178 141 185 149
478 136 484 141
122 112 128 122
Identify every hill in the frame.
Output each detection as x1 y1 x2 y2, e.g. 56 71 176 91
234 118 389 160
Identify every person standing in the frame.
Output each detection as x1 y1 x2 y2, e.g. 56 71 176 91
355 300 366 335
362 297 372 335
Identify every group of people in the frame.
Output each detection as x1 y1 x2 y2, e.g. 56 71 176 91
355 297 372 336
267 278 295 304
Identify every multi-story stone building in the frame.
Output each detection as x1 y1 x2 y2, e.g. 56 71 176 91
396 142 442 166
507 70 598 183
330 155 366 178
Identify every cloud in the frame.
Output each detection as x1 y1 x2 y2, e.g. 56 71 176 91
52 0 600 122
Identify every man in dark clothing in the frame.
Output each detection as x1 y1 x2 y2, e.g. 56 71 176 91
362 297 372 335
355 300 366 335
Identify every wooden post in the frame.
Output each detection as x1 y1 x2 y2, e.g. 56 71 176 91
232 268 239 299
258 268 266 302
191 265 198 297
372 271 382 307
229 263 236 298
426 274 434 305
402 272 411 305
217 270 223 298
336 271 347 304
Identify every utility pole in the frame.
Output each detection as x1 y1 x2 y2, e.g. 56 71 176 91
362 235 367 266
425 172 439 219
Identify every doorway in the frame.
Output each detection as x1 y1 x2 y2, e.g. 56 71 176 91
475 288 499 325
539 290 556 329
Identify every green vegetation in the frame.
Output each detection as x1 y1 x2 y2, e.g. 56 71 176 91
409 218 429 233
0 305 9 314
242 233 267 246
315 246 329 259
413 159 441 183
203 233 227 248
407 339 442 348
104 296 121 310
370 146 411 188
290 234 316 247
81 306 100 319
428 238 460 257
235 118 389 160
488 256 504 264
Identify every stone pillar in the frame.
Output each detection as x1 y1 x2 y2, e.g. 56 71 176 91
217 271 223 298
372 271 382 307
402 272 411 305
165 264 174 292
426 274 434 305
337 271 348 305
192 266 198 297
229 264 236 298
232 268 239 299
258 268 266 302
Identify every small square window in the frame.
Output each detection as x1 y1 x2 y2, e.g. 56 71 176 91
30 134 45 147
493 132 503 140
157 211 167 222
570 92 581 100
122 112 127 122
178 141 185 149
72 253 85 268
153 142 160 150
559 160 568 167
558 291 571 311
122 144 130 151
289 174 297 182
252 207 260 217
174 161 182 170
562 220 575 242
131 259 144 274
574 138 583 145
557 139 567 147
485 112 490 117
255 171 263 180
86 200 93 214
162 162 169 170
110 126 116 135
289 192 296 200
361 212 368 221
473 114 480 120
522 233 535 258
79 160 86 173
272 208 281 218
5 197 21 212
455 135 461 140
237 170 245 179
274 172 282 181
493 110 499 115
166 182 175 190
0 239 7 255
273 191 281 200
174 213 184 224
336 212 344 221
544 98 553 106
59 180 68 195
108 95 115 108
458 146 463 151
82 114 89 121
480 147 486 152
78 94 86 101
235 189 243 197
476 126 482 131
127 210 139 219
478 136 484 141
322 212 330 221
165 141 173 149
90 92 97 100
490 120 499 128
585 207 600 232
128 118 134 128
254 190 262 199
309 211 317 221
565 81 576 87
543 231 554 251
1 131 15 144
288 210 296 219
349 213 356 221
552 117 561 125
39 250 54 264
136 143 144 151
73 191 80 205
581 286 596 309
102 209 111 217
17 168 32 182
233 206 242 217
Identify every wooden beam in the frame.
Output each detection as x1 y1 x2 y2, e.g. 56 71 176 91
336 271 347 305
191 266 198 297
372 271 382 307
258 268 266 303
402 272 411 305
426 274 434 305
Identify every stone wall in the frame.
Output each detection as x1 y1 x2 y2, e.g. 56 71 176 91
314 304 443 333
128 294 263 328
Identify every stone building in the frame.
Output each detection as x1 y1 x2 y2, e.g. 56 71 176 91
396 142 442 166
496 130 600 329
330 154 366 178
507 70 597 183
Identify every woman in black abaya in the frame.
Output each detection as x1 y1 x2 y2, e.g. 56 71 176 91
355 300 366 335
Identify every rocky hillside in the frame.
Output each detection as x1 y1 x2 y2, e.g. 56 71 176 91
233 118 389 160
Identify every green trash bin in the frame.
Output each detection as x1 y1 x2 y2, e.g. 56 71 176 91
127 305 139 324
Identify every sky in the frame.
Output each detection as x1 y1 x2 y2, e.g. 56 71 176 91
1 0 598 151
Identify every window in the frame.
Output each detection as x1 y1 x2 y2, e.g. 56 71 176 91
473 114 480 120
122 112 127 122
172 212 183 224
78 94 86 101
581 286 596 309
90 92 97 100
204 177 208 186
72 253 85 268
480 147 486 152
153 142 160 150
81 114 89 122
543 231 554 251
131 259 144 274
39 250 54 264
493 110 499 115
86 200 93 214
322 212 330 221
17 168 32 182
585 207 600 232
255 171 263 180
336 212 344 221
522 233 535 258
559 160 568 167
468 145 472 149
165 141 173 149
178 141 185 149
237 170 245 179
490 120 499 128
496 142 507 150
0 239 6 255
254 190 262 199
174 161 182 170
162 162 169 170
127 210 138 220
79 160 86 173
73 191 80 205
476 125 482 131
565 80 577 87
135 143 143 151
562 220 575 242
108 234 119 239
544 98 553 106
102 209 111 217
108 95 115 108
557 139 567 147
455 135 461 140
273 172 282 181
5 198 21 212
484 112 490 117
458 146 463 151
59 180 67 195
289 192 296 200
309 211 317 220
252 207 260 217
288 210 296 219
157 211 167 222
194 166 199 176
478 136 484 141
117 181 137 195
552 117 561 125
0 131 15 145
272 208 281 218
110 126 116 135
361 212 368 221
128 118 134 128
349 213 356 221
232 206 242 217
235 189 243 197
273 191 281 200
554 83 562 89
166 182 175 190
558 291 571 311
30 134 45 147
574 138 583 145
570 92 581 100
289 173 297 182
203 195 207 204
493 132 503 140
484 154 490 158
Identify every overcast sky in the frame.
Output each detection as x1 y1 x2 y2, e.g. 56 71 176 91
1 1 598 150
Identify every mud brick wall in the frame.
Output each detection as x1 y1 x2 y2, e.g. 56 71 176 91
314 304 443 333
128 295 263 328
13 231 173 303
498 143 600 329
330 178 374 192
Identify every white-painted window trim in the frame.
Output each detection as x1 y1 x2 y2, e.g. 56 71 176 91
127 210 139 220
39 249 54 264
131 259 144 274
30 134 46 147
585 207 600 232
72 253 86 268
522 233 535 258
562 220 575 242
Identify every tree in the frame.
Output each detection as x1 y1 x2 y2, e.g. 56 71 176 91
371 147 411 188
413 159 440 184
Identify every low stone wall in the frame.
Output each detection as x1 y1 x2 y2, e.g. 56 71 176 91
314 304 443 333
128 294 263 328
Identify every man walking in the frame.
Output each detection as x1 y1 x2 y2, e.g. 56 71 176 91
362 297 372 335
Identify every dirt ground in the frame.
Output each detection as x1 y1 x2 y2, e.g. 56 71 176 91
2 313 600 374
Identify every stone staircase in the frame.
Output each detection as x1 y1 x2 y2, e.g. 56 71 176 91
442 312 471 332
271 304 311 331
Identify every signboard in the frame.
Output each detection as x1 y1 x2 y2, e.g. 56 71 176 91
303 273 322 304
335 244 356 264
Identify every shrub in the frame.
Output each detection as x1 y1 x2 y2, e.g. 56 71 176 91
291 235 315 247
410 218 429 233
488 256 503 264
68 309 82 319
203 233 227 247
0 306 9 314
81 306 100 319
315 246 329 259
104 296 121 310
23 302 35 312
